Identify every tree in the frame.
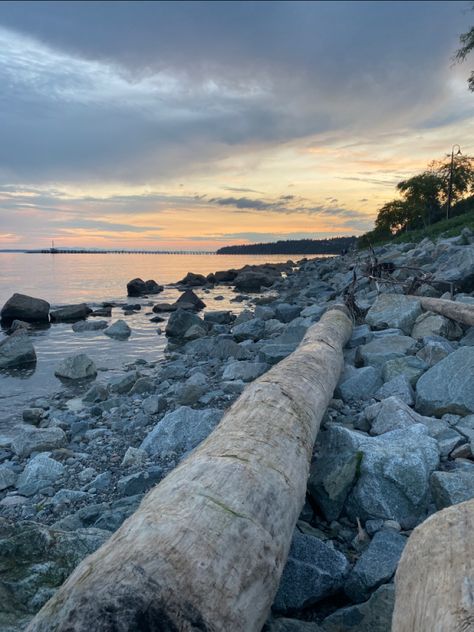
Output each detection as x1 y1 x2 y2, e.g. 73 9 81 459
431 155 474 211
375 200 411 234
455 4 474 92
397 172 443 227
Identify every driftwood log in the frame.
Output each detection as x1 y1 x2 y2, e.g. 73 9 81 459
392 499 474 632
412 296 474 327
27 307 353 632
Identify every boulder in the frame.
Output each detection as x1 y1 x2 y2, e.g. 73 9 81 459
108 371 139 394
365 294 421 334
411 311 462 340
0 466 17 491
337 366 382 402
16 453 65 496
416 337 454 367
152 303 177 313
259 343 296 365
203 310 234 325
22 408 44 425
127 278 163 296
367 396 435 436
0 330 36 368
49 304 91 323
234 269 278 292
344 530 406 602
266 618 321 631
184 336 250 361
222 361 269 382
174 372 208 405
213 269 238 283
232 318 265 342
174 289 206 311
0 293 49 323
356 335 417 368
416 346 474 416
434 245 474 291
320 584 395 632
55 353 97 380
140 406 224 459
72 320 108 332
117 466 163 497
11 426 67 458
166 309 206 339
430 470 474 509
274 303 301 323
374 374 414 406
273 530 349 612
177 272 207 286
103 319 131 339
309 424 439 528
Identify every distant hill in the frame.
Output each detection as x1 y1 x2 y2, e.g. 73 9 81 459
216 236 357 255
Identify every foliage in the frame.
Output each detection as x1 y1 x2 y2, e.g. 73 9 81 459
216 236 357 255
455 3 474 91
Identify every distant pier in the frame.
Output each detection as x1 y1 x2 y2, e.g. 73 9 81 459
26 249 217 255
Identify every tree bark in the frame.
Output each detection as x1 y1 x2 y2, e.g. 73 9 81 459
392 499 474 632
27 307 353 632
410 296 474 327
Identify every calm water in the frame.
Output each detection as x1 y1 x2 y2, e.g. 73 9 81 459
0 253 304 433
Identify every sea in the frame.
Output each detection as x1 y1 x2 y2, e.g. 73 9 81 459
0 252 309 433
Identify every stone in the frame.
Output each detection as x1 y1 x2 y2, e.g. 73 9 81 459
365 294 422 334
430 470 474 509
185 336 251 361
375 374 414 406
203 310 234 325
72 320 108 332
416 347 474 416
127 278 163 296
121 446 147 467
16 454 65 496
178 272 207 286
347 324 373 348
117 466 163 496
0 331 36 369
128 377 155 395
460 327 474 347
140 406 224 458
232 318 266 342
357 335 417 368
104 319 131 339
259 343 296 365
0 292 50 323
273 530 349 612
108 371 139 394
175 372 208 405
12 426 67 458
453 414 474 443
174 289 206 311
22 408 44 425
416 337 454 367
55 353 97 380
142 394 165 415
266 619 321 631
310 424 439 529
50 303 91 323
222 360 269 382
166 309 206 339
152 303 176 313
320 584 395 632
274 303 301 323
337 366 382 402
411 311 462 340
234 269 278 292
344 530 406 602
0 465 17 491
367 396 435 436
7 319 31 333
82 382 108 403
435 245 474 291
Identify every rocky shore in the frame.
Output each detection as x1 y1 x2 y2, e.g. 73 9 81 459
1 234 474 631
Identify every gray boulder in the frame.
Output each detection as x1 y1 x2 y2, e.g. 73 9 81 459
416 347 474 416
127 278 163 296
50 303 91 323
234 269 277 292
356 335 417 368
365 294 421 334
320 584 395 632
344 530 406 602
0 466 17 491
430 470 474 509
184 336 250 361
166 309 206 339
232 318 265 342
416 337 454 367
12 426 67 458
117 466 163 496
375 374 414 406
0 293 49 323
435 245 474 291
178 272 207 286
16 453 65 496
367 396 436 436
108 371 139 394
259 343 296 365
0 331 36 368
140 406 224 458
273 530 349 612
337 366 382 402
72 320 108 332
104 319 131 339
274 303 301 323
203 310 234 325
175 372 208 405
222 360 269 382
55 353 97 380
411 311 462 340
174 289 206 311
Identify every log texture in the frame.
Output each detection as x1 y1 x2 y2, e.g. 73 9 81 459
413 296 474 327
27 307 353 632
392 499 474 632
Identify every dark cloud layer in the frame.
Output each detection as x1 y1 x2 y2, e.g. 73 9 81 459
0 1 469 184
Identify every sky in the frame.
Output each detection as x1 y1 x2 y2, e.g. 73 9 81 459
0 0 473 250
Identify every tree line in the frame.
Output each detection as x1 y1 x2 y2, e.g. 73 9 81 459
358 153 474 248
216 236 357 255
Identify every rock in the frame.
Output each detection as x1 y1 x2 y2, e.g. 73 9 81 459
55 353 97 380
7 319 32 333
16 453 65 496
0 519 108 629
82 382 108 403
117 466 163 496
128 377 155 395
140 406 223 459
430 470 474 509
274 303 301 323
174 289 206 311
182 322 207 341
0 465 17 491
356 335 417 368
127 278 163 296
142 394 165 415
416 347 474 416
416 337 454 367
0 292 50 323
365 294 421 334
222 360 269 382
0 330 36 368
337 366 382 402
12 426 67 458
175 372 208 405
90 306 112 317
452 414 474 443
49 303 91 323
108 371 139 394
213 269 238 283
232 318 265 342
347 324 373 348
273 530 349 612
22 408 44 425
375 374 414 406
72 320 108 332
320 584 395 632
310 424 439 528
178 272 207 286
460 327 474 346
184 336 250 361
344 530 406 602
121 446 147 467
234 269 278 292
259 343 296 365
166 309 206 339
152 303 177 313
203 310 234 325
411 311 462 340
434 245 474 291
104 319 131 339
